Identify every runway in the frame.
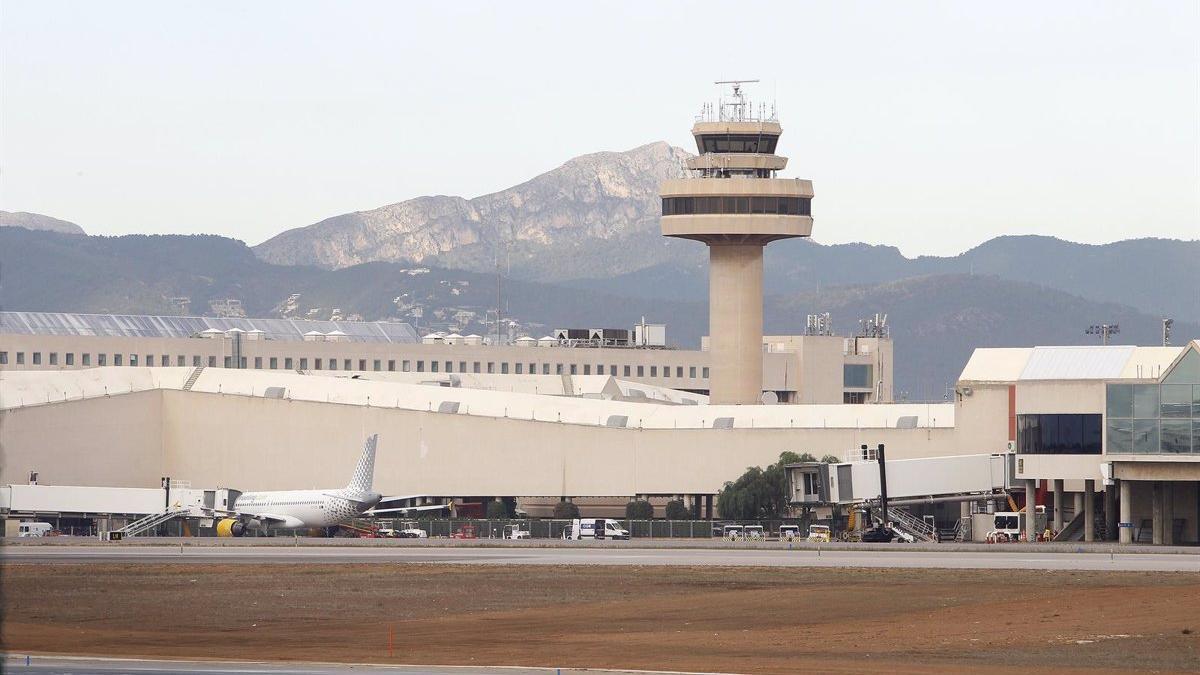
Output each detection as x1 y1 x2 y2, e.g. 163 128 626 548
5 544 1199 571
3 655 720 675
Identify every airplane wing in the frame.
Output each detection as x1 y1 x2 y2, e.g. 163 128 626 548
365 503 451 516
205 509 302 527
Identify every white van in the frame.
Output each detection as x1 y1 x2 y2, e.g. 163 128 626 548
18 522 53 538
562 518 630 541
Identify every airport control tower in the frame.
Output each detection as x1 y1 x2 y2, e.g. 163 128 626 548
661 81 814 404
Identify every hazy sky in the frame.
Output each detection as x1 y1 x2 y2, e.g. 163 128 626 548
2 1 1197 255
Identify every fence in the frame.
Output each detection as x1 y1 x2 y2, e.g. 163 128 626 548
378 518 810 540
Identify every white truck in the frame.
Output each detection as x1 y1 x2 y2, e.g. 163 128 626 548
561 518 630 541
18 522 54 537
504 524 531 539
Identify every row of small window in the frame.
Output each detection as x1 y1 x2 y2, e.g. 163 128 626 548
1017 414 1103 454
662 196 812 217
1106 419 1200 455
0 351 710 380
698 134 779 154
1106 383 1200 419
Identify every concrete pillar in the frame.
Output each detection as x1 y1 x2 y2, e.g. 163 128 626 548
1119 479 1132 544
1025 479 1037 542
1074 492 1084 519
1163 483 1175 545
1084 479 1095 542
1152 481 1164 545
707 243 764 405
704 494 714 520
1104 484 1118 541
1052 479 1064 533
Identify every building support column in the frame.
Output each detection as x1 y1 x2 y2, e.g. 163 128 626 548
1052 479 1064 533
1104 484 1118 541
1119 479 1132 544
704 494 713 520
1152 481 1164 545
1163 483 1175 545
1083 479 1095 543
1025 479 1037 542
707 243 765 405
1074 492 1084 519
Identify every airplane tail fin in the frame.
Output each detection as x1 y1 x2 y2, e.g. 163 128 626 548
347 434 378 493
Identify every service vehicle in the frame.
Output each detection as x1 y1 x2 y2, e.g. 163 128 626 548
779 524 801 541
504 524 532 539
743 524 765 540
806 524 832 543
18 522 53 538
722 524 744 540
562 518 630 540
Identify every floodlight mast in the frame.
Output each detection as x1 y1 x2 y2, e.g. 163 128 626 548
1085 323 1120 346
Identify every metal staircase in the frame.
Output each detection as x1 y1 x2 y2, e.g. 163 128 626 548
117 509 190 537
877 507 938 543
182 366 205 391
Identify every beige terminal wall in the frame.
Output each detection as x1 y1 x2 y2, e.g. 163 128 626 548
0 389 988 497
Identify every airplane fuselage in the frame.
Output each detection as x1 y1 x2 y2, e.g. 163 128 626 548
232 489 372 530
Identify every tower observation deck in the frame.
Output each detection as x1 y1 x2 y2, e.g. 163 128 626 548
661 81 814 404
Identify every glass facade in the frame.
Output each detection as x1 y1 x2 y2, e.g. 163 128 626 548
698 134 779 154
843 364 873 389
662 196 811 216
1017 414 1103 454
1106 373 1200 454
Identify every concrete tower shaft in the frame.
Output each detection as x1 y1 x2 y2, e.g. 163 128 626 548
660 82 813 404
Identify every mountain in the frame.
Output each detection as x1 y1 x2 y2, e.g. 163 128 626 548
0 211 85 235
254 141 691 273
4 228 1197 395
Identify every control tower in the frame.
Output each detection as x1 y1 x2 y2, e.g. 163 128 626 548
661 81 814 404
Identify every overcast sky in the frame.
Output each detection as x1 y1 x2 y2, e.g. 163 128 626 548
2 1 1197 255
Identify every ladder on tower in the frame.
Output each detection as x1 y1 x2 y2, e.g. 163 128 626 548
182 366 205 391
116 508 191 538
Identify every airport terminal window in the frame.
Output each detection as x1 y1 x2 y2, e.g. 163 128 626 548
331 359 339 370
270 357 278 369
417 360 424 372
1017 414 1102 454
253 357 261 369
66 353 74 366
97 354 105 366
515 363 524 374
344 359 352 370
1107 381 1199 454
445 361 453 373
225 356 233 368
529 363 536 374
624 366 631 377
299 358 307 370
403 360 411 372
208 356 216 367
473 361 481 373
0 352 7 365
49 353 58 365
556 364 563 375
662 196 810 217
697 133 778 154
430 361 438 373
570 364 577 375
114 354 122 366
597 365 604 375
583 364 590 375
387 360 396 372
16 352 24 365
373 359 381 371
313 358 322 370
610 364 617 375
689 366 696 378
144 354 152 367
162 354 169 367
677 366 684 378
488 362 495 374
542 363 550 375
32 352 41 365
284 357 293 369
131 354 139 366
638 366 645 377
702 367 710 378
844 364 873 389
501 362 509 374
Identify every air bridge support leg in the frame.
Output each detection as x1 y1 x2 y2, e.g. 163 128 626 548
1152 482 1164 545
1105 485 1118 541
1052 479 1064 533
1084 480 1095 542
1119 480 1132 544
1025 479 1037 542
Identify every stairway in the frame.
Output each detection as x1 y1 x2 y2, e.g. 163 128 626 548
877 507 938 543
182 366 205 391
117 509 190 537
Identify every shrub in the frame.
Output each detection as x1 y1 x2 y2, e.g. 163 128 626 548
553 501 580 519
625 499 654 520
664 499 691 520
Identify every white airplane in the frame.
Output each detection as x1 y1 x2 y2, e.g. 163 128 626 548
213 434 447 536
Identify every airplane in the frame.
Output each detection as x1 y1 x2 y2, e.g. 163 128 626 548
213 434 448 536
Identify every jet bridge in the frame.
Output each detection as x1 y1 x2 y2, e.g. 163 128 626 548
786 452 1013 508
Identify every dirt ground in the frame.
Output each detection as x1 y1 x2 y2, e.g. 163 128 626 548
3 564 1199 674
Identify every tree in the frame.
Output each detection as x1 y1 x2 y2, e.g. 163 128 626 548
625 499 654 520
716 452 799 520
821 454 841 464
486 500 510 520
664 499 691 520
553 501 580 519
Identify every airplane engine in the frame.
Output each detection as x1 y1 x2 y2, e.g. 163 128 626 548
216 518 246 537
